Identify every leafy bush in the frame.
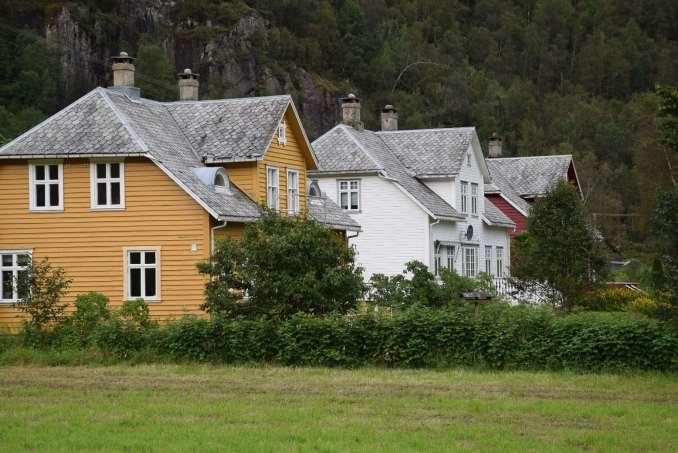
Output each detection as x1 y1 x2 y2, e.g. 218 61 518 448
62 292 111 347
92 300 156 358
14 258 71 330
578 288 642 312
198 211 365 319
368 261 482 309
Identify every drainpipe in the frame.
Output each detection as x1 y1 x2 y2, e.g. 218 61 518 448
211 220 228 254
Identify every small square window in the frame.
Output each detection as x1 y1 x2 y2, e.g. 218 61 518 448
35 165 45 180
91 161 124 210
30 162 63 211
130 252 141 265
338 179 360 211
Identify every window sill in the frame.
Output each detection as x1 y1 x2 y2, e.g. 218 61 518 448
91 206 126 212
125 298 161 303
29 207 64 213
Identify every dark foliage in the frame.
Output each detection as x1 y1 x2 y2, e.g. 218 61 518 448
198 211 364 319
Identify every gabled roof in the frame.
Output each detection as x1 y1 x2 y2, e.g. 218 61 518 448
0 88 337 225
486 155 574 198
312 125 463 220
307 196 361 232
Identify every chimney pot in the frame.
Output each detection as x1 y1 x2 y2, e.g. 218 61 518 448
488 132 503 158
178 68 200 101
340 93 362 129
111 51 136 88
381 104 398 131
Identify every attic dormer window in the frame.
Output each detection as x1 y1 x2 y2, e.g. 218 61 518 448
278 120 287 145
213 169 230 193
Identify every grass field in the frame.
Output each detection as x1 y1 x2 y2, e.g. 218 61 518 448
0 365 676 452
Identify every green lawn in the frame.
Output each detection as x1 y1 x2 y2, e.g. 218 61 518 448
0 365 676 452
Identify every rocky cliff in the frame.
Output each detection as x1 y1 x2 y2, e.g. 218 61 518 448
44 2 343 138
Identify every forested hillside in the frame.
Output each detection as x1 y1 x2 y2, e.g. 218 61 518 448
1 0 677 251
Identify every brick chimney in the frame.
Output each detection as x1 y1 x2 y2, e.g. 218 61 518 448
488 133 503 158
111 51 135 87
380 104 398 131
178 68 199 101
341 93 362 129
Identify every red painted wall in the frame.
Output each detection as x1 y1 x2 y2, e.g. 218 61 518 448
486 194 525 238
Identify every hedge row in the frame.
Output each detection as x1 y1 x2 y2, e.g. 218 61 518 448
81 304 678 372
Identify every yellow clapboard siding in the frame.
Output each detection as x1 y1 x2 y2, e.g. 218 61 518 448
0 157 215 331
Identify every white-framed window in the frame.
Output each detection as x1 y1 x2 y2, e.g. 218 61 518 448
338 179 360 211
287 169 300 214
485 245 492 275
266 166 279 210
463 247 477 278
90 161 124 209
496 246 504 277
277 120 287 145
471 183 478 215
29 162 63 211
0 251 31 302
446 245 455 271
460 181 468 214
124 248 160 301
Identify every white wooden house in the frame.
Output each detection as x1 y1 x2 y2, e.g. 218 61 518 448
309 96 515 282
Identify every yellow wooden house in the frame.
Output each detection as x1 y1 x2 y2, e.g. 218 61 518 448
0 53 358 330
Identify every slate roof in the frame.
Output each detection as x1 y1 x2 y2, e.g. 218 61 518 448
483 198 516 228
312 125 463 220
486 155 573 197
376 127 475 176
0 87 342 228
307 196 361 231
166 96 291 162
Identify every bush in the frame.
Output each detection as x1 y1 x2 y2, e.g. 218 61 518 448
578 288 642 312
61 292 112 347
92 300 156 358
14 258 71 330
368 261 482 309
198 211 365 319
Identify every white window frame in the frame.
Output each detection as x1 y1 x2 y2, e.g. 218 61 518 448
90 160 125 210
123 247 161 302
485 245 492 275
29 161 64 212
471 183 478 215
496 246 504 277
266 166 280 211
0 250 32 303
445 245 455 271
338 179 360 211
287 168 300 215
460 181 468 214
463 247 477 278
277 120 287 145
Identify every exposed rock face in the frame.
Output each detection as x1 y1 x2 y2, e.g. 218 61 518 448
43 3 340 138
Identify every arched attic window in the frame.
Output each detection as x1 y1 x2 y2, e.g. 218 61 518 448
192 167 231 194
308 180 321 197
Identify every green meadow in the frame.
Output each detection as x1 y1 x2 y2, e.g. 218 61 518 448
0 365 676 452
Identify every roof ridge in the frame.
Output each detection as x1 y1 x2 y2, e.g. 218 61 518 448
488 154 573 161
98 88 149 153
163 94 291 105
375 127 475 135
0 88 101 154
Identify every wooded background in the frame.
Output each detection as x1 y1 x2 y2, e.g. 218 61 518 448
1 0 677 254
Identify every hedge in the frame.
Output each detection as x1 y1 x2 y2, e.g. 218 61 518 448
88 304 678 372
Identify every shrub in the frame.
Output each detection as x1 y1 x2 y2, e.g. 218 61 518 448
578 288 642 312
368 261 482 309
92 299 155 358
62 292 112 347
14 258 71 330
199 211 365 319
